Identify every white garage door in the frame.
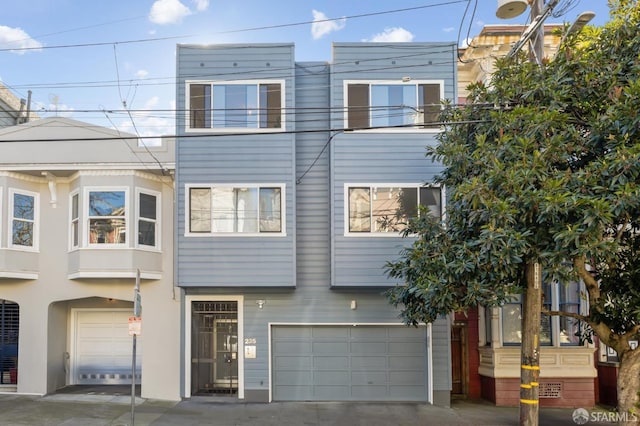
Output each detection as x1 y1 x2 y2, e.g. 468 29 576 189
73 310 141 385
272 325 428 401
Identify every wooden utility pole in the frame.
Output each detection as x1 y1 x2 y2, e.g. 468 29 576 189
520 261 542 425
520 2 545 424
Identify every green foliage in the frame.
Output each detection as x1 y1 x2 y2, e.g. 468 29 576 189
386 0 640 342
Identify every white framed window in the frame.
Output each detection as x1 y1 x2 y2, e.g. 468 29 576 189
136 189 160 249
8 188 39 250
70 191 79 250
501 281 586 347
85 188 128 246
187 80 284 132
344 184 443 235
344 80 444 131
186 184 285 236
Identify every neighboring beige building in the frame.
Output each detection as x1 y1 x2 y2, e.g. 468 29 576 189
0 117 180 400
452 25 598 408
0 82 38 127
457 24 563 103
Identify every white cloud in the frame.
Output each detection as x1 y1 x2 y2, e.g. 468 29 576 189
311 10 346 40
365 27 414 43
192 0 209 12
443 27 455 33
149 0 192 25
460 37 472 48
0 25 42 54
135 69 149 79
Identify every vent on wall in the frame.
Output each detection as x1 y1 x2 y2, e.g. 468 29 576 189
539 382 562 398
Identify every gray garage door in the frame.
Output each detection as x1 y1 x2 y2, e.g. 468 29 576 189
272 325 428 401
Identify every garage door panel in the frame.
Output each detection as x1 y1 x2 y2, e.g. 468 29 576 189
390 385 426 399
273 327 312 339
315 371 350 385
350 327 386 339
314 356 349 370
351 341 386 353
275 385 312 400
275 370 312 384
274 356 311 370
273 342 311 354
312 341 348 354
272 325 428 402
314 386 350 399
351 356 386 370
391 371 426 385
312 327 348 339
389 356 426 370
389 341 426 354
352 385 388 399
351 371 386 385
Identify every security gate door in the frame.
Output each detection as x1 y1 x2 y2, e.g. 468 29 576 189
191 301 238 395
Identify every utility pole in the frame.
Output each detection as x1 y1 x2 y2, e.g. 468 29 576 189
520 1 544 425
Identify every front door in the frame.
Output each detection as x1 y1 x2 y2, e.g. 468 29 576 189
191 301 238 395
451 323 468 398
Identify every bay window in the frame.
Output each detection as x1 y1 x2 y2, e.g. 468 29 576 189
71 192 79 249
345 81 443 129
187 185 284 235
88 190 126 245
137 191 159 248
501 281 585 347
188 80 283 130
346 184 442 234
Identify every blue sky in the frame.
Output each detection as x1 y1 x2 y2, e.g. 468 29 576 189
0 0 612 139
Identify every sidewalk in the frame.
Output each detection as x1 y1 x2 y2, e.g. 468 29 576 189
0 392 584 426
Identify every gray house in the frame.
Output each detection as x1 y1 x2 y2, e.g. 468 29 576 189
176 42 456 404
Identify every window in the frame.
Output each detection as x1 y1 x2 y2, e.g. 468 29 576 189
70 192 79 249
345 81 442 130
187 185 284 235
9 189 38 249
188 81 283 130
501 281 584 347
137 191 159 248
558 281 582 345
88 190 126 245
346 185 442 234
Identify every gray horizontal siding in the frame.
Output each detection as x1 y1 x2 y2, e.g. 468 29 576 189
176 44 297 288
331 134 445 288
328 43 452 289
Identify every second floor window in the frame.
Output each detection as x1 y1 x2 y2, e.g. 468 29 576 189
188 81 283 130
138 191 158 248
88 191 126 245
10 190 38 249
188 185 283 235
346 81 443 130
346 185 442 234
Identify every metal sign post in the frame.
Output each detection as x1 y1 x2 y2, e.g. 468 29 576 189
130 269 142 426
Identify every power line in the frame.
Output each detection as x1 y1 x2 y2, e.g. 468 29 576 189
0 118 489 144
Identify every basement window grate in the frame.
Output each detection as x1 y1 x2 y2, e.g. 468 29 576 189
539 382 562 398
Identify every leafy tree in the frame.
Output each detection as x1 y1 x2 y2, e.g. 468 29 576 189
386 1 640 424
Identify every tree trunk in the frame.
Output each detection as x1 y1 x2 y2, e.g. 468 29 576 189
617 347 640 426
520 261 542 426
